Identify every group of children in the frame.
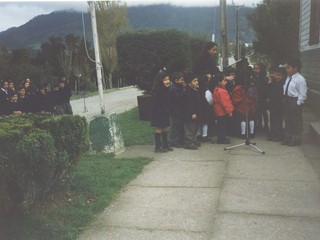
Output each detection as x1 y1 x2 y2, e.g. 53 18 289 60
0 77 73 116
150 57 307 152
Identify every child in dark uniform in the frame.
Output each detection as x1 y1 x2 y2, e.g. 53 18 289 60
151 70 173 153
182 72 201 150
267 66 286 141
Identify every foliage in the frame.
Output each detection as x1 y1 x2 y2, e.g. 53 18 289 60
0 108 153 240
247 0 300 65
117 29 192 93
95 1 130 89
0 114 89 214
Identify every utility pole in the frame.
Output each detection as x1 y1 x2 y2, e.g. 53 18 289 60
89 1 105 114
235 5 240 61
220 0 228 68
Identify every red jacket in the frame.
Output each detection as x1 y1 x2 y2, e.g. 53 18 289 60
232 85 257 117
213 85 234 117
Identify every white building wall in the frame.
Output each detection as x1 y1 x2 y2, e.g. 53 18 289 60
300 0 320 51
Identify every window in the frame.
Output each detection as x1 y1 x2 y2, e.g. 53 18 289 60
309 0 320 45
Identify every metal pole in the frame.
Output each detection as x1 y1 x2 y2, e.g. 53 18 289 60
235 5 239 60
220 0 228 68
89 1 105 114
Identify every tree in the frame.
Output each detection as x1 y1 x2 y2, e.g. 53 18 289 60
247 0 300 65
95 1 129 89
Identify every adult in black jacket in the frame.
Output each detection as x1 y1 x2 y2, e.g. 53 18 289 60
151 70 173 152
193 42 221 77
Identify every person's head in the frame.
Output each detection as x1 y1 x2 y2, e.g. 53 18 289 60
185 72 199 89
216 73 228 88
152 70 170 91
39 86 46 95
2 80 9 90
8 81 14 90
253 63 267 76
18 87 26 97
58 80 65 89
273 67 287 82
171 72 184 86
205 42 218 57
9 92 18 102
285 58 302 76
224 66 236 79
24 81 30 89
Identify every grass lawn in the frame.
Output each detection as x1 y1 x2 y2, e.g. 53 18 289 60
1 107 153 240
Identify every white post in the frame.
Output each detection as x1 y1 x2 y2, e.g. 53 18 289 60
89 1 105 114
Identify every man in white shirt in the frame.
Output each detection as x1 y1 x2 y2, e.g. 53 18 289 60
282 58 307 146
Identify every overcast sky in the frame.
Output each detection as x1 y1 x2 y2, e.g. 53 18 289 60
0 0 262 32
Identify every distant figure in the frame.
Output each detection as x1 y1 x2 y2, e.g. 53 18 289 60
58 77 73 115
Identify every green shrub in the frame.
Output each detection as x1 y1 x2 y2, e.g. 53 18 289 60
117 29 192 94
0 113 89 214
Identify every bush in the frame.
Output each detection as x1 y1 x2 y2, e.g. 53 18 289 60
0 113 89 214
117 29 192 94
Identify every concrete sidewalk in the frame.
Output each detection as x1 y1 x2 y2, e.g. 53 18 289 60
78 108 320 240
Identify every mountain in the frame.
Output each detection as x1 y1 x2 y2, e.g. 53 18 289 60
0 4 255 51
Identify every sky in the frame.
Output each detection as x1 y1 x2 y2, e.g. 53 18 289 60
0 0 262 32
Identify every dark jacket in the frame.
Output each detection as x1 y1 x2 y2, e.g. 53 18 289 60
193 52 220 76
31 92 52 113
58 85 72 104
151 86 170 128
182 85 201 121
168 82 184 118
267 80 285 113
2 100 23 115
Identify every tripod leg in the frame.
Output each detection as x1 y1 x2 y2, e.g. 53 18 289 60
249 143 265 154
224 142 246 150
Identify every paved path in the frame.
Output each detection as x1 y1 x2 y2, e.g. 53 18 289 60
78 107 320 240
70 86 143 120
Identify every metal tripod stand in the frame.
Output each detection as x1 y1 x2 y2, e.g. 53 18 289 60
224 135 265 154
223 57 265 154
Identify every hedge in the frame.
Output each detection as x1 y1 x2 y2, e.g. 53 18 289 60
0 113 90 214
117 29 209 94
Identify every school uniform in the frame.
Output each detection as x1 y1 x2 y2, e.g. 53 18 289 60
267 80 285 140
182 85 201 149
282 73 307 145
168 82 184 146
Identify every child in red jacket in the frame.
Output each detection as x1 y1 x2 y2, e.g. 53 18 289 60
213 74 234 144
232 80 257 139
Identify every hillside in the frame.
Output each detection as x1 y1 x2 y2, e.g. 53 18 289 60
0 4 255 51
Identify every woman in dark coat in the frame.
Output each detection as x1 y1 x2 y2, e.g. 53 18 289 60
151 70 173 152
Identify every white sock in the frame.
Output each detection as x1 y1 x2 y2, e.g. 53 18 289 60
202 124 208 137
241 121 246 135
249 120 255 134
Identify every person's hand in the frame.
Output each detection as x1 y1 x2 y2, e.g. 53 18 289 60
228 112 233 117
192 114 197 120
